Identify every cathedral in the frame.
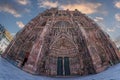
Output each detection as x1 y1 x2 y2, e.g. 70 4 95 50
2 8 120 76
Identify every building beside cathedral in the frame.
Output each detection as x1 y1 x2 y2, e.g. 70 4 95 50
2 8 120 76
0 24 13 54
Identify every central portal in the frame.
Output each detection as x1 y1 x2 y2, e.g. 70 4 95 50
50 35 78 76
57 57 70 76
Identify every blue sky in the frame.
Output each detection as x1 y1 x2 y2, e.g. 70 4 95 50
0 0 120 40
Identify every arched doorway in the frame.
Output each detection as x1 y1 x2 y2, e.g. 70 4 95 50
48 35 79 76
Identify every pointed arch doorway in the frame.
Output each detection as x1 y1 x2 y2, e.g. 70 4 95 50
49 35 78 76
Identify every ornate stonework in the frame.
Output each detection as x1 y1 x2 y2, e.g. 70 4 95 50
2 8 120 76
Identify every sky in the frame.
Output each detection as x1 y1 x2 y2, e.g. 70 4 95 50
0 0 120 41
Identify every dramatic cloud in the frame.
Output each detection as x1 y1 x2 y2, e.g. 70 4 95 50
94 17 104 22
16 21 25 28
16 0 31 5
38 0 102 14
115 1 120 8
0 4 21 17
38 0 58 8
60 3 102 14
115 13 120 21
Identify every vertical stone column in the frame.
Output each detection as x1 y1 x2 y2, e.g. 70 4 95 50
23 18 54 74
75 21 96 74
87 30 105 73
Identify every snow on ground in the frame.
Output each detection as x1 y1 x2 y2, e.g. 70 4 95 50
0 56 120 80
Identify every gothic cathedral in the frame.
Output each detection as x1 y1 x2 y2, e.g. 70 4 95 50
2 8 120 76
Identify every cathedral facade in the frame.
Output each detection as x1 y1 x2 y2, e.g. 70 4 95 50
2 8 120 76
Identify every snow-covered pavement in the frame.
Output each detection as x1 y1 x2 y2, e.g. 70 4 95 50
0 56 120 80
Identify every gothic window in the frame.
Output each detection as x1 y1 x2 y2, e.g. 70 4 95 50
58 14 62 16
96 31 105 40
44 13 52 16
99 31 107 40
41 21 46 26
55 11 68 17
29 34 37 41
96 45 106 63
55 12 62 16
73 13 80 16
68 28 76 36
55 11 58 16
80 22 84 26
109 43 113 48
100 54 106 63
54 21 71 28
18 51 25 59
63 13 67 16
16 41 21 46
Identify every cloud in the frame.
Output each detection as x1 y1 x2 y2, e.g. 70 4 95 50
38 0 58 8
0 4 21 17
16 21 25 28
37 0 102 14
115 1 120 8
115 13 120 21
107 27 116 32
94 17 104 22
16 0 31 5
60 3 102 14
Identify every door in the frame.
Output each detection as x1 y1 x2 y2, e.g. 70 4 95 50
64 57 70 76
21 52 30 67
57 57 63 76
57 57 70 76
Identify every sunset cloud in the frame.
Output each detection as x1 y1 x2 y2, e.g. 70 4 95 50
115 1 120 8
16 21 25 28
38 0 102 14
60 3 102 14
38 0 58 8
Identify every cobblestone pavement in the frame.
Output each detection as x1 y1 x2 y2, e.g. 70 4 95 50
0 56 120 80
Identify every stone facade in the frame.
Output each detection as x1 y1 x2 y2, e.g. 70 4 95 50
2 8 120 76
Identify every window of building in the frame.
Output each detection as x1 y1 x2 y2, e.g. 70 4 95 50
44 13 52 16
41 21 46 26
73 13 80 16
